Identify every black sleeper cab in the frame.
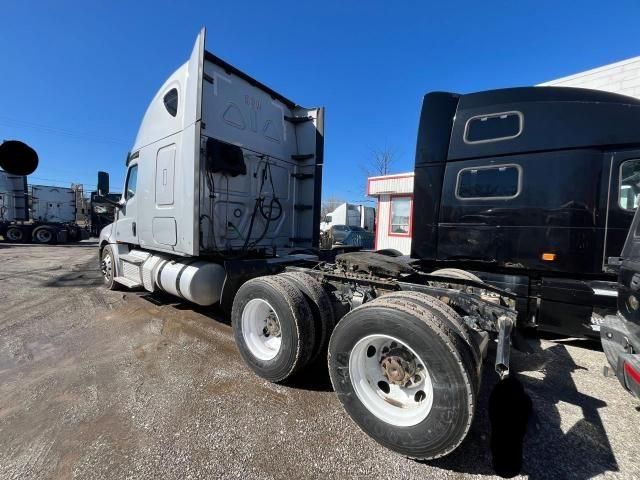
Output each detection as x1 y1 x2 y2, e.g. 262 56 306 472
602 207 640 399
412 86 640 338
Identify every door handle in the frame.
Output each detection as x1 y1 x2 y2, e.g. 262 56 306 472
631 273 640 291
132 222 136 236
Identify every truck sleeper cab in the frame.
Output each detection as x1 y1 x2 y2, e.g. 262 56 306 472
98 29 324 306
411 88 640 338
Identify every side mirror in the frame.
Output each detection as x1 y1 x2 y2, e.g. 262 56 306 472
0 140 39 176
97 171 109 196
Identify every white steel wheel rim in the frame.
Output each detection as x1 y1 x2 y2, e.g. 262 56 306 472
349 334 434 427
36 229 52 242
102 252 113 282
241 298 282 361
7 229 21 241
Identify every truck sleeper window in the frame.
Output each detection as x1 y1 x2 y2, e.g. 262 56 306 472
125 165 138 200
457 165 520 199
619 159 640 211
464 111 523 144
389 196 411 235
163 88 179 117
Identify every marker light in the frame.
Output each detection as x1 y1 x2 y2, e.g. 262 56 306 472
541 253 556 261
624 361 640 385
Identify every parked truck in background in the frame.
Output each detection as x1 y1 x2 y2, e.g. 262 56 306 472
411 88 640 339
98 31 640 459
89 190 121 238
320 202 375 232
0 170 85 243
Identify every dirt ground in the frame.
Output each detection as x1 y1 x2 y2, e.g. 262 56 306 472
1 241 639 480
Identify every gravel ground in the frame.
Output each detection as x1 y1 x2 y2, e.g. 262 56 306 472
0 241 639 480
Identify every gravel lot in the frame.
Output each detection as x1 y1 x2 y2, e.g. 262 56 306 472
0 241 639 479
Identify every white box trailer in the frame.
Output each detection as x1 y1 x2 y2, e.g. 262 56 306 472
97 29 521 464
320 202 375 232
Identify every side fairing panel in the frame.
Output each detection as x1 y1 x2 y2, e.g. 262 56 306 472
133 31 204 256
437 149 607 274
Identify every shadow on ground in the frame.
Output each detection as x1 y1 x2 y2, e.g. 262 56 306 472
428 341 618 478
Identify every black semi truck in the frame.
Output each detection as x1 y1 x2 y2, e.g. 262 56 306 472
411 87 640 338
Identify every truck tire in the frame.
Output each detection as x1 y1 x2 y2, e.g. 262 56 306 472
374 248 404 257
33 226 55 244
379 291 481 370
328 298 476 460
278 271 335 364
430 268 484 284
5 226 24 242
101 245 120 290
232 276 316 383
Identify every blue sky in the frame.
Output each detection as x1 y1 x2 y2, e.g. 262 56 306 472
2 0 639 201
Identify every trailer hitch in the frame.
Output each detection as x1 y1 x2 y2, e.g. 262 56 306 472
495 315 514 379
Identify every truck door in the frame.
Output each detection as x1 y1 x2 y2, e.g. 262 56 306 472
604 150 640 269
115 161 139 244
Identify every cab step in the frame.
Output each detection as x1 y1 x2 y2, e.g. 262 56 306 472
113 276 142 288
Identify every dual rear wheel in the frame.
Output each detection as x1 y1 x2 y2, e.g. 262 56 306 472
231 272 335 383
232 277 479 460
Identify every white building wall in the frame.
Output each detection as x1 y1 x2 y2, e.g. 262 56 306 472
368 173 415 196
368 172 414 255
539 56 640 99
374 194 413 255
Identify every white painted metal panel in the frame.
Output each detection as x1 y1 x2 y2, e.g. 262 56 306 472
368 173 414 196
374 195 412 255
0 171 27 222
30 185 76 223
539 56 640 99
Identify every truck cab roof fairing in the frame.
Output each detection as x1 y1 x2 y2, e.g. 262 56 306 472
132 29 205 152
448 86 640 161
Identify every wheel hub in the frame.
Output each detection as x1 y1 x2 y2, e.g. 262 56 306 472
263 313 281 338
381 347 416 386
348 334 434 427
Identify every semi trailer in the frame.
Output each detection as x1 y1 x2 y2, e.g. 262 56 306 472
95 29 636 463
0 171 83 243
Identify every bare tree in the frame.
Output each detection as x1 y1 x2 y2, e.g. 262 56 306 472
366 147 396 177
359 147 398 196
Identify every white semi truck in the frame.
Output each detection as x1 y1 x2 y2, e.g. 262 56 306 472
96 29 519 461
0 171 83 243
320 202 375 232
